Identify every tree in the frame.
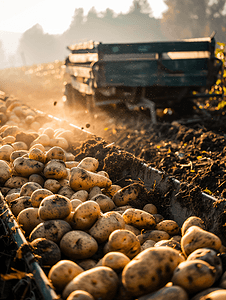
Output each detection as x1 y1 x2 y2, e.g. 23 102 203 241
161 0 226 41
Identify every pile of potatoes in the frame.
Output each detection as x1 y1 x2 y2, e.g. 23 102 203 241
1 96 226 300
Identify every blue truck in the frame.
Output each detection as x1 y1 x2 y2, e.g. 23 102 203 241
64 34 223 122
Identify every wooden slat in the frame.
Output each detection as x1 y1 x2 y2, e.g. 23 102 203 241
69 53 98 63
66 65 93 78
71 76 92 95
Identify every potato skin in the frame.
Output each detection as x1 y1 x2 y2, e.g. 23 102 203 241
0 160 11 184
29 219 72 243
122 246 185 297
171 260 216 294
73 201 101 230
89 211 125 243
38 194 72 220
112 183 140 206
48 260 84 291
155 220 179 236
17 207 43 235
102 252 130 272
62 266 119 300
13 156 45 177
122 208 156 230
181 216 205 236
60 230 98 260
138 230 170 245
138 285 189 300
181 226 222 257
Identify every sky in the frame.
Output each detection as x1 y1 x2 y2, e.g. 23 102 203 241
0 0 168 34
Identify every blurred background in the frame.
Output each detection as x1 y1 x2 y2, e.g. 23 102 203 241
0 0 225 69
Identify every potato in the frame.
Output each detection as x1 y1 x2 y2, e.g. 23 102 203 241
77 157 99 172
90 194 115 212
50 137 69 150
171 260 216 294
60 230 98 260
124 224 141 236
143 203 158 215
138 285 189 300
141 240 156 251
2 125 20 137
43 159 68 180
5 192 20 202
17 207 43 235
153 214 164 224
30 188 53 208
2 135 16 144
102 251 130 272
69 167 112 191
66 290 94 300
112 183 140 206
20 182 42 196
89 211 125 243
65 152 75 161
107 229 141 259
0 144 14 161
187 248 223 282
73 201 101 230
102 184 122 198
10 196 32 216
38 194 72 220
155 220 180 236
0 160 11 184
45 146 66 162
181 216 205 236
12 141 28 151
62 266 119 300
30 238 61 267
71 190 89 202
65 161 79 169
77 259 97 271
10 150 28 162
70 199 83 210
122 246 185 297
29 174 45 186
30 133 50 147
181 226 222 257
29 143 46 153
29 147 46 163
154 239 181 252
44 179 61 193
29 219 72 243
97 170 109 178
219 270 226 288
191 289 226 300
58 186 75 199
138 229 170 244
42 127 55 139
89 186 102 199
122 208 156 230
48 260 84 291
13 156 45 177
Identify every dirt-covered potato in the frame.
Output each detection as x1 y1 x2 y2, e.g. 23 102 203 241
48 260 84 291
122 246 185 297
62 266 119 300
17 207 43 235
97 170 109 178
138 285 189 300
70 199 83 210
0 144 14 161
73 201 101 230
141 240 156 251
102 184 122 198
20 182 42 196
30 188 53 208
186 248 223 282
66 290 94 300
124 224 141 236
58 185 75 199
122 208 156 230
138 230 170 245
153 214 164 224
29 219 72 243
10 196 32 216
0 160 11 184
155 220 180 236
191 288 226 300
30 238 61 267
102 251 130 273
154 239 181 252
181 216 205 236
44 179 61 193
10 150 28 162
90 194 115 212
171 259 216 294
29 174 45 186
43 159 68 179
107 229 141 259
89 186 102 199
13 156 45 177
30 133 50 147
69 167 112 191
38 194 72 220
77 259 97 271
60 230 98 260
70 190 89 202
29 147 46 163
112 183 140 206
12 141 28 151
88 211 125 243
77 157 99 172
181 226 222 257
142 203 158 215
45 146 66 162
